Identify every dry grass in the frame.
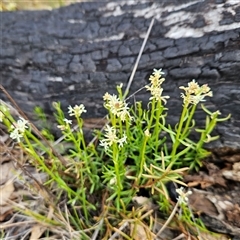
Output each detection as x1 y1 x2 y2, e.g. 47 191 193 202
0 0 89 11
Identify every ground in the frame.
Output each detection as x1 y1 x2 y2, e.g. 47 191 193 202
1 118 240 239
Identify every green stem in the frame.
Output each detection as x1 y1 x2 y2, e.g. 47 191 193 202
181 104 197 138
153 100 163 155
25 130 50 153
79 167 89 222
108 112 122 210
137 135 148 184
112 144 122 211
76 117 87 151
196 118 216 151
170 104 188 162
148 98 156 129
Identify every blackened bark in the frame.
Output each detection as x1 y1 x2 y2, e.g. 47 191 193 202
0 0 240 147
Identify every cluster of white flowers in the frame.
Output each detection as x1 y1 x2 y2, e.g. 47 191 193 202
145 68 170 104
57 104 86 131
68 104 86 118
176 187 192 205
179 80 213 105
99 125 127 150
9 117 29 142
103 92 132 122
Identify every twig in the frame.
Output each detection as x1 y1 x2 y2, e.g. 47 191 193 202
172 233 185 240
91 217 104 240
155 202 179 238
188 206 202 240
108 221 129 240
123 18 155 99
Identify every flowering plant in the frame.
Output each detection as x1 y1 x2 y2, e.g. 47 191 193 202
0 68 230 238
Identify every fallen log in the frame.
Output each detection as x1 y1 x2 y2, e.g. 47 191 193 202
1 0 240 147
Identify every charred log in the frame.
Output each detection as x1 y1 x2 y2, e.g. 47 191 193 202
0 0 240 147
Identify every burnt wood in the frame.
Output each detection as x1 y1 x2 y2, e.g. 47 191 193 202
1 0 240 147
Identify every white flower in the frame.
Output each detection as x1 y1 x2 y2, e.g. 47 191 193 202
103 92 112 101
176 187 192 205
100 125 127 150
11 117 29 132
57 119 72 131
100 125 118 150
109 176 117 185
117 104 132 122
190 94 206 105
108 95 123 115
180 79 199 94
57 125 66 131
144 129 151 137
180 80 212 105
10 117 29 133
103 93 132 122
99 140 109 150
68 104 86 118
152 68 165 80
146 69 169 104
9 117 29 142
202 84 211 94
63 118 72 125
10 129 24 142
117 133 127 148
